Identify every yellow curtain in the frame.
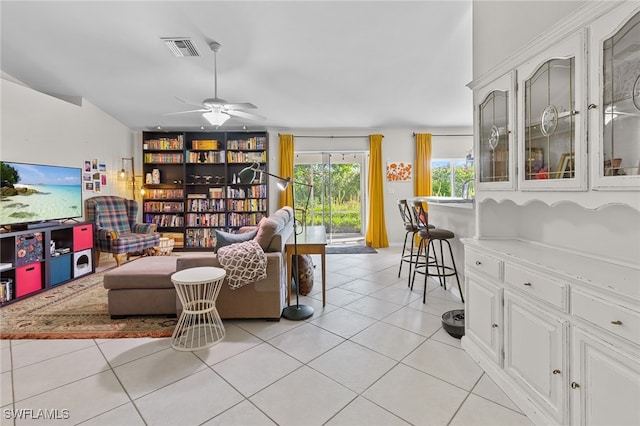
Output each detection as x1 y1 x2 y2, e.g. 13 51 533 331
278 134 294 208
414 132 432 201
365 134 389 248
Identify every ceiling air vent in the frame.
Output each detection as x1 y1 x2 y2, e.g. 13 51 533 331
162 38 200 57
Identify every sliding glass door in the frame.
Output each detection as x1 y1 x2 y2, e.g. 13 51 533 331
294 151 367 244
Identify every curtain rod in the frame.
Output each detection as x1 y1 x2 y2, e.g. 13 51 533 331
279 134 379 139
413 133 473 137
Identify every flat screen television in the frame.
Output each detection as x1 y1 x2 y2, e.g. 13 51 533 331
0 161 83 228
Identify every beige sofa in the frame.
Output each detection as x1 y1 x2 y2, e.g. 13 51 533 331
103 207 294 320
176 207 294 320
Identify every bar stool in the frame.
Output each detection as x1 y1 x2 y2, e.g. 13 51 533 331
410 201 464 304
397 200 435 286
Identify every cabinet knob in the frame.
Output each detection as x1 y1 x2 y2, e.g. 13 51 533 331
571 382 580 389
553 369 561 375
611 320 623 325
588 103 597 110
475 261 482 265
491 323 498 328
523 282 532 286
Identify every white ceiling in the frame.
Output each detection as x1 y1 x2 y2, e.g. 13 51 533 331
1 1 473 132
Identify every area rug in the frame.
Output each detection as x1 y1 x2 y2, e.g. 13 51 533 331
0 269 177 339
326 245 377 254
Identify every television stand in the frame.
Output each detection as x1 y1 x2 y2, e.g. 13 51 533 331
0 222 94 305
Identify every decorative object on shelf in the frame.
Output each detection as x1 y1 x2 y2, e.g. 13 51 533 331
151 168 160 184
238 163 314 321
556 152 575 179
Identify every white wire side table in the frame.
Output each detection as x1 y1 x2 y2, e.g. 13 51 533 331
170 266 226 351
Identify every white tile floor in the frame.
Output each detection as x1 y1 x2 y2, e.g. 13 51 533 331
0 246 533 426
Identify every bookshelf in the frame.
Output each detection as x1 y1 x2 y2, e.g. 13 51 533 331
142 131 269 249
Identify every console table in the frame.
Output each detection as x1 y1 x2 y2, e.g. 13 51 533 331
285 225 327 307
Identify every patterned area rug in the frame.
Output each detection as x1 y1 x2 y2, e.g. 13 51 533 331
0 269 177 339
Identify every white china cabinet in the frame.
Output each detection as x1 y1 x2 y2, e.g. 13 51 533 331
590 6 640 190
518 31 588 191
475 71 517 191
463 2 640 426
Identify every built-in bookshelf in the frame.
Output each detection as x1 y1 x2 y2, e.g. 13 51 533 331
142 131 269 249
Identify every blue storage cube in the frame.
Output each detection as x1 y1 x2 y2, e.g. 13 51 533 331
50 254 72 286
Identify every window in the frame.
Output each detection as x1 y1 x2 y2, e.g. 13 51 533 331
431 158 475 197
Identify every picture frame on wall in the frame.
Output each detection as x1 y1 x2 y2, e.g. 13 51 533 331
386 162 412 181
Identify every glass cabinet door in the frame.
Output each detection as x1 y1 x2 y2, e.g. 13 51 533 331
591 7 640 190
518 32 587 191
475 71 516 191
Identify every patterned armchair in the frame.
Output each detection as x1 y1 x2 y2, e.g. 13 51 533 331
85 196 159 267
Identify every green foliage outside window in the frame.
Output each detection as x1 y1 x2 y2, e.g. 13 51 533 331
431 159 475 197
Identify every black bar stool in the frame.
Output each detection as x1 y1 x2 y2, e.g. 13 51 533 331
410 200 464 304
397 200 435 286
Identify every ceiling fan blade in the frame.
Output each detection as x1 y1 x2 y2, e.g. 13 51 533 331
175 96 206 109
223 102 257 110
225 109 266 121
164 108 209 116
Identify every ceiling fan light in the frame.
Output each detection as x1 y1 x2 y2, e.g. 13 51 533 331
202 111 230 126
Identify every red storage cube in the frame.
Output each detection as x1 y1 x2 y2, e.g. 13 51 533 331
73 224 93 251
16 262 43 297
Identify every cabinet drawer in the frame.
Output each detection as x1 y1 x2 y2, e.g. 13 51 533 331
466 249 503 281
15 263 43 297
572 289 640 346
504 263 568 312
73 224 93 251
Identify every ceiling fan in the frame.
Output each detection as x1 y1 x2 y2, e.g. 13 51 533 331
167 41 265 126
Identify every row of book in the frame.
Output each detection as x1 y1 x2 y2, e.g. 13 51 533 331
190 139 220 150
185 150 225 163
227 185 267 198
187 198 225 212
185 228 216 248
143 201 184 213
145 214 184 227
227 151 266 163
185 213 226 227
228 212 262 227
145 189 185 199
143 153 184 163
145 136 184 150
227 198 268 212
227 136 267 150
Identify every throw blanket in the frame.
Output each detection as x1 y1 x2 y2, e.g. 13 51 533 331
217 240 267 290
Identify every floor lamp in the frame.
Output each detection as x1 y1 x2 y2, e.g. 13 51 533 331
238 163 314 321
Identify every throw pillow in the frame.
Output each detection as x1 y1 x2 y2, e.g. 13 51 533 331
254 217 279 251
215 229 258 252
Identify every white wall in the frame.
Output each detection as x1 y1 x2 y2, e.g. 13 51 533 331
1 78 136 208
268 128 472 245
473 0 586 78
